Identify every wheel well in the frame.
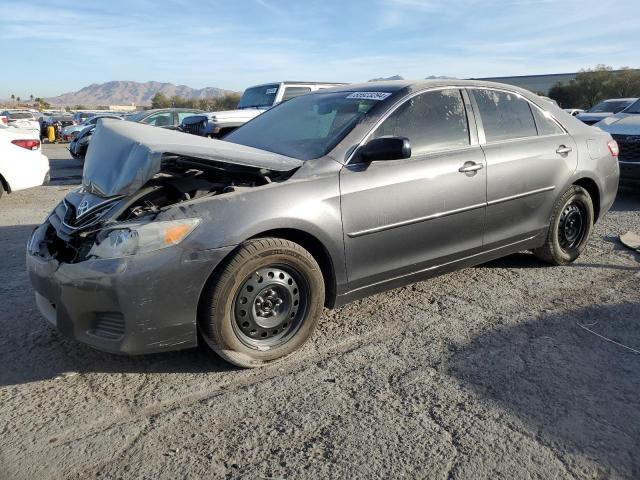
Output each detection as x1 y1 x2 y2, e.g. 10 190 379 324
0 174 9 193
251 229 337 308
573 178 600 221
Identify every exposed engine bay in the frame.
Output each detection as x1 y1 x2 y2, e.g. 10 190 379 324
32 155 294 264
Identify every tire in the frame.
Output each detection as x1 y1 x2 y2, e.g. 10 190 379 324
200 238 325 368
534 185 594 265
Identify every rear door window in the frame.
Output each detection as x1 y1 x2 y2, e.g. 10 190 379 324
371 89 470 155
472 89 537 142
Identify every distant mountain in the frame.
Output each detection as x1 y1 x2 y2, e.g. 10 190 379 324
369 75 405 82
425 75 457 80
368 75 457 82
45 81 235 106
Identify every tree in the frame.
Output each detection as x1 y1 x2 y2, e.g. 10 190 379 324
30 94 34 102
150 92 170 109
547 65 640 108
16 96 20 102
10 94 15 102
608 67 640 97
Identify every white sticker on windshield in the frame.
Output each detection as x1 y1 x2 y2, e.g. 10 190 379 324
346 92 392 101
265 88 277 94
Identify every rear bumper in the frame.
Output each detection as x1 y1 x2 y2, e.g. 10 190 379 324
27 243 235 354
6 152 49 192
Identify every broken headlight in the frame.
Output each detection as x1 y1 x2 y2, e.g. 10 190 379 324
88 218 201 259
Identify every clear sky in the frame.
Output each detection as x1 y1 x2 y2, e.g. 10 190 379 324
1 0 639 98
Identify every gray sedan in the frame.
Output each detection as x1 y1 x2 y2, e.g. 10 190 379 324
27 80 619 367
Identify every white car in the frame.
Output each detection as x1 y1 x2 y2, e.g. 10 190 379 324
0 125 50 197
0 109 41 136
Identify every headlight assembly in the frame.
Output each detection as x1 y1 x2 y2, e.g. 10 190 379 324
88 218 201 259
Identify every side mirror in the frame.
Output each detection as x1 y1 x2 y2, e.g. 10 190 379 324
358 136 411 162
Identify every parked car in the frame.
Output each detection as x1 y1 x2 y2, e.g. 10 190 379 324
594 98 640 184
62 114 122 141
576 98 638 125
27 80 619 367
564 109 584 116
180 81 345 138
0 109 41 136
0 123 49 198
68 124 95 160
125 108 203 130
68 108 203 155
72 112 96 124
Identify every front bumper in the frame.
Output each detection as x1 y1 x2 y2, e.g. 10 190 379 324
27 243 234 354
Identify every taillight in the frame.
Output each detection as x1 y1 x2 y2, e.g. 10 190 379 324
607 140 619 157
0 116 7 125
11 139 40 151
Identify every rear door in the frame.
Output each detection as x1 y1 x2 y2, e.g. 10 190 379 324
469 88 578 247
340 88 487 291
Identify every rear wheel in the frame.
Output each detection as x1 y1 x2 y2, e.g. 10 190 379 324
200 238 325 368
534 185 594 265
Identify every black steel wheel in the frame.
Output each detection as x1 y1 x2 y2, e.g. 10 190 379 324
232 265 309 349
534 185 594 265
557 201 587 252
200 238 325 368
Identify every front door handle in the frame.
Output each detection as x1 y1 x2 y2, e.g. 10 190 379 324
458 162 484 173
556 145 573 155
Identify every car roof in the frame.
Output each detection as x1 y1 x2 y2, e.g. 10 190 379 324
249 81 348 87
309 79 547 95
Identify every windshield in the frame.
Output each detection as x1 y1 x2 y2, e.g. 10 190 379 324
225 91 383 160
8 112 34 120
237 84 279 109
622 99 640 114
588 100 634 113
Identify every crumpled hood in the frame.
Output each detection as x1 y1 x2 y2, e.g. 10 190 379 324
83 118 303 198
596 114 640 135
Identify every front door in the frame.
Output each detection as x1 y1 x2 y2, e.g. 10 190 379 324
340 88 487 292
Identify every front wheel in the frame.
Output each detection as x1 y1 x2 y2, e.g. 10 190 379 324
200 238 325 368
534 185 594 265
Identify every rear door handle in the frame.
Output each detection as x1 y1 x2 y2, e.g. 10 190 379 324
458 162 484 173
556 145 572 155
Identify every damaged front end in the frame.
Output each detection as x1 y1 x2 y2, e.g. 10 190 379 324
27 119 301 354
31 118 302 264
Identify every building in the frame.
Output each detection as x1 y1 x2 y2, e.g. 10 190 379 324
472 69 640 95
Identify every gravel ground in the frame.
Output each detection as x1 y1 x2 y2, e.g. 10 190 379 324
1 144 639 479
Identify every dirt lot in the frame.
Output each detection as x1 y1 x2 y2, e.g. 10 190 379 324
1 144 639 479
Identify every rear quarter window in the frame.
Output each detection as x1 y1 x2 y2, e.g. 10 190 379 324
531 107 564 136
